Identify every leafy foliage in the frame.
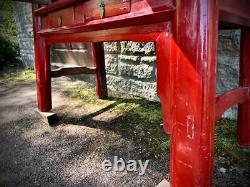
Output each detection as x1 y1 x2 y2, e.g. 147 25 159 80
0 0 19 64
0 35 19 64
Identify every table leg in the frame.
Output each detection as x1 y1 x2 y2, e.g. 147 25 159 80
34 37 52 112
33 7 52 112
92 42 108 99
237 29 250 148
156 0 218 186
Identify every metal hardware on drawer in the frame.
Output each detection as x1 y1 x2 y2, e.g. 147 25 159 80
99 0 105 18
120 7 128 11
56 16 62 27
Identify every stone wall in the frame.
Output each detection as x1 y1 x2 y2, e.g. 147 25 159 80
12 2 34 68
217 30 240 119
104 42 157 100
12 2 240 119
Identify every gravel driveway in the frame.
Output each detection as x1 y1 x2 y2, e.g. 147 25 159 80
0 72 249 186
0 81 169 187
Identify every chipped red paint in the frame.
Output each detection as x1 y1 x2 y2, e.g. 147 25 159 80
32 0 250 186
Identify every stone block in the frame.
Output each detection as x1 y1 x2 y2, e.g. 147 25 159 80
35 110 58 126
218 30 241 57
216 56 239 95
105 54 118 75
118 62 154 79
118 62 134 77
133 64 154 79
118 55 140 64
106 75 131 93
130 80 157 100
120 41 155 55
104 42 121 53
142 42 156 55
141 56 156 64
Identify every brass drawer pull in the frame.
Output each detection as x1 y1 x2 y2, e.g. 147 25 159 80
99 0 105 18
56 16 62 27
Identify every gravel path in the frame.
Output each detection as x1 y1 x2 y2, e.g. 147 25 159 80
0 82 168 187
0 80 249 186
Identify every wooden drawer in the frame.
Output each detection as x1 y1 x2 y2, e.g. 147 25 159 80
75 0 131 24
47 7 74 28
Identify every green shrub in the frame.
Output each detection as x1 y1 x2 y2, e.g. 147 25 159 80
0 0 19 64
0 35 19 64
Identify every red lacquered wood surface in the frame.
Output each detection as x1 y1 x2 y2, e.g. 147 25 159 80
32 0 250 186
34 0 81 15
218 0 250 27
47 7 74 28
237 29 250 148
34 0 175 16
92 42 108 99
43 22 170 44
33 4 52 112
35 0 175 35
156 33 175 135
170 0 218 186
74 0 131 24
215 87 249 121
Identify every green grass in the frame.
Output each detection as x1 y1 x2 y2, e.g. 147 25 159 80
2 68 249 163
64 85 250 162
62 85 168 159
215 119 250 169
0 68 35 84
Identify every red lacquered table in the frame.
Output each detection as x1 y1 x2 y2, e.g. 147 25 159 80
31 0 250 186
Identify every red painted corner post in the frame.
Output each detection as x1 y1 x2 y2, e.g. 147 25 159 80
163 0 218 186
33 4 52 112
156 32 174 135
92 42 108 99
237 29 250 148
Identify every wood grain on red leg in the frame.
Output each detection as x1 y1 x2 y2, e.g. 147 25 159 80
92 42 108 99
237 29 250 148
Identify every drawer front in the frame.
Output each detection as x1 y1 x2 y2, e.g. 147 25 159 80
48 7 74 28
75 0 131 24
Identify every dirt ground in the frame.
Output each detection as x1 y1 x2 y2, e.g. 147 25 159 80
0 66 249 187
0 69 169 186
